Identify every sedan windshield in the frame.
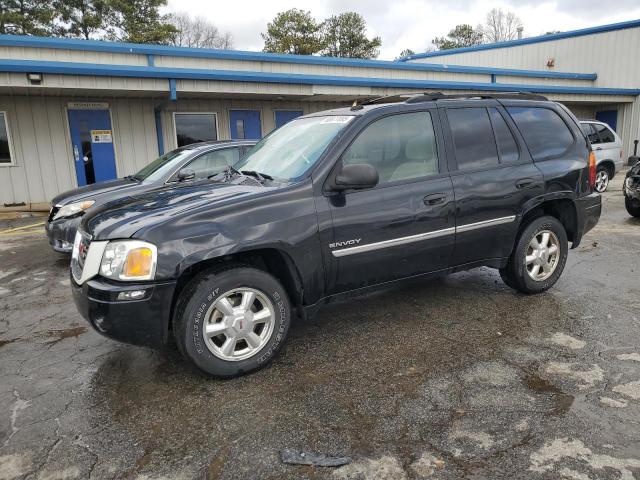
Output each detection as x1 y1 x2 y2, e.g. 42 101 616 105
234 115 354 181
132 148 195 183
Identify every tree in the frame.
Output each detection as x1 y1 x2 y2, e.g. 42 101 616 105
262 8 325 55
0 0 55 36
105 0 177 44
479 8 523 43
321 12 380 59
53 0 108 40
168 12 232 49
396 48 415 60
432 24 482 50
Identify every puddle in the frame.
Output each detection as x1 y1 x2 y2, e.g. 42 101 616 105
524 373 574 415
39 326 88 344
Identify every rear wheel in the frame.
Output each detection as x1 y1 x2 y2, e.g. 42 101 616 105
173 266 291 377
626 196 640 218
499 216 568 294
594 166 610 193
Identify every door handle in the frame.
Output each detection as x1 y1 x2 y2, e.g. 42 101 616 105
595 147 603 150
516 178 535 189
423 193 446 206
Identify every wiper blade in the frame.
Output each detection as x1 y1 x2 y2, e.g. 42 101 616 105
241 170 273 181
208 165 241 181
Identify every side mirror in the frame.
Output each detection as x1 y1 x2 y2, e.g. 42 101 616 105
332 164 379 191
177 168 195 182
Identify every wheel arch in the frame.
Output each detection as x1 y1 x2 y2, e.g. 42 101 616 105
170 247 305 330
597 159 616 179
520 195 578 246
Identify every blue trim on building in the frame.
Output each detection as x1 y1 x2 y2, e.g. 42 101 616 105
0 34 596 80
0 59 635 96
169 79 177 101
147 54 155 66
154 109 164 155
402 18 640 60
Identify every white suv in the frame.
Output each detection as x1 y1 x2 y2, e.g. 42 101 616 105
580 120 623 192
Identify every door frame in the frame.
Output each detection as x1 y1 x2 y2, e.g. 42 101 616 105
273 109 304 129
65 102 118 187
227 108 263 139
172 111 220 149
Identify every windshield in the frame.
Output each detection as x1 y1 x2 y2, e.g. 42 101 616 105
133 148 195 182
234 115 354 181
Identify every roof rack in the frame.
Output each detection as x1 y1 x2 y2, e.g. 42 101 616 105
404 91 549 103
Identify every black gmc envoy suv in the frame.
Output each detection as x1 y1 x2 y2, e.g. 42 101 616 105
70 93 601 377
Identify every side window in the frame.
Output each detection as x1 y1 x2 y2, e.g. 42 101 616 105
342 111 439 184
0 112 13 165
582 123 601 144
594 123 615 143
507 107 574 160
447 107 499 170
185 148 240 179
488 108 519 164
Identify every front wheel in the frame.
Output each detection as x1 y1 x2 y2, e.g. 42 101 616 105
173 266 291 377
500 216 568 294
625 196 640 218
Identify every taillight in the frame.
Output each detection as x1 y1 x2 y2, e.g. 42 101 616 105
588 151 597 190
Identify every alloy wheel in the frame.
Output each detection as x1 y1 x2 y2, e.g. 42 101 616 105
202 288 275 361
525 230 560 281
595 169 609 193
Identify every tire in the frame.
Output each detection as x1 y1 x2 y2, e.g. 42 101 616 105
625 196 640 218
499 216 568 294
173 266 291 378
594 165 610 193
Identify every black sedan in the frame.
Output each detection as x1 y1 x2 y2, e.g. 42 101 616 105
625 160 640 218
46 140 256 252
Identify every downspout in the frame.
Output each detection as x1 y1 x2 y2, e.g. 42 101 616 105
154 78 178 156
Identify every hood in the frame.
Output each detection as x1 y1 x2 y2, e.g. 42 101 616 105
83 180 275 240
51 178 139 206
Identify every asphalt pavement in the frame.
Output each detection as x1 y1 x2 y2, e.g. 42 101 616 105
1 173 639 480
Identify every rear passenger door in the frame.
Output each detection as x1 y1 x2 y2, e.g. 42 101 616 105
441 103 544 266
591 122 620 164
325 109 455 294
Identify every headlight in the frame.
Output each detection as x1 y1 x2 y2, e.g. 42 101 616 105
100 240 157 281
52 200 95 221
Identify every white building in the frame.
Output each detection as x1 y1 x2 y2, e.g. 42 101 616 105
0 18 639 208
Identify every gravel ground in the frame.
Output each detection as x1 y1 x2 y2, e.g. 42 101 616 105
1 173 639 480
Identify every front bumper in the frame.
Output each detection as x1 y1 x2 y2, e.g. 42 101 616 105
624 175 640 203
71 275 177 348
572 193 601 248
46 216 82 253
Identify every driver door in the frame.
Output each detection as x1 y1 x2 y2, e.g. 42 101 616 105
322 110 455 294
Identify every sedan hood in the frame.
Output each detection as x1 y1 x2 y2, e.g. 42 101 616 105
83 180 275 240
51 178 139 206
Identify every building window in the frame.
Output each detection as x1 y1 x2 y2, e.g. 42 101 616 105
0 112 13 165
174 113 217 147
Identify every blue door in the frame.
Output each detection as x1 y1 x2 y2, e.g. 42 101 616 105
596 110 618 132
275 110 303 128
67 109 117 186
229 110 262 139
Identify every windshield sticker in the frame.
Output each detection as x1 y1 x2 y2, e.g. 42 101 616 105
321 116 353 124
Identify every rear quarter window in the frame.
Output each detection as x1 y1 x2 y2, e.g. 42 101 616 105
507 107 574 160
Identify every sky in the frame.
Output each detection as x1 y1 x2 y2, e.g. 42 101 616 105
164 0 640 60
